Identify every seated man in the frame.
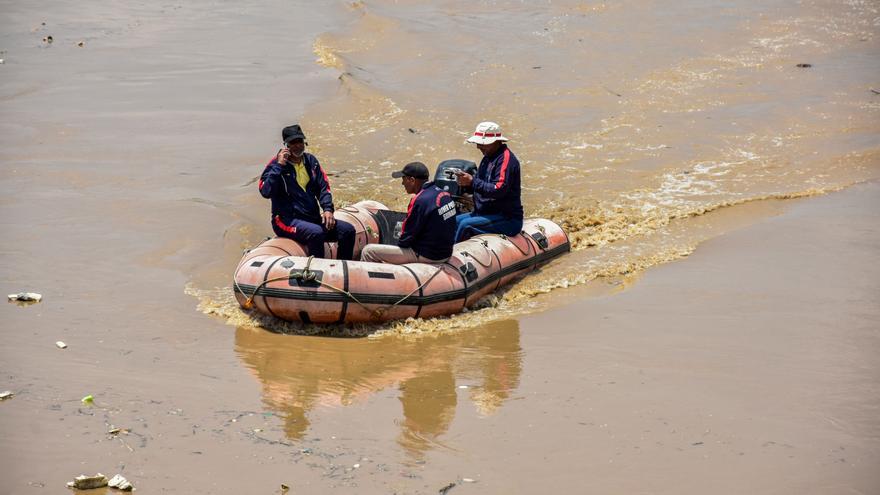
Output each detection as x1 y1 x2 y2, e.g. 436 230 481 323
453 121 524 242
258 124 356 260
361 162 457 264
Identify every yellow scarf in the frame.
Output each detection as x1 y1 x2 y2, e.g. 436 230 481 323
292 160 309 190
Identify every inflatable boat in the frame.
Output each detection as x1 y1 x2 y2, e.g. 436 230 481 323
233 199 570 324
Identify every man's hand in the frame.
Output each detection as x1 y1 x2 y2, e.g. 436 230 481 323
455 171 473 187
277 148 291 165
322 211 336 230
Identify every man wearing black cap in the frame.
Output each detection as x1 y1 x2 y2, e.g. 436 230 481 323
361 162 457 264
258 124 356 260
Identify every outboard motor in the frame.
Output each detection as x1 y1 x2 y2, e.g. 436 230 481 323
434 159 477 213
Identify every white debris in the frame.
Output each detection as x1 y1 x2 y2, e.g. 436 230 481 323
0 391 13 400
56 341 67 349
70 473 108 490
108 474 133 491
462 478 476 483
8 292 42 302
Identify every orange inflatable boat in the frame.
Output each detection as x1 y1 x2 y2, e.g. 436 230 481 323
233 201 570 324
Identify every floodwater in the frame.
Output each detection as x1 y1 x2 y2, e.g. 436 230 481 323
193 0 880 333
1 0 879 493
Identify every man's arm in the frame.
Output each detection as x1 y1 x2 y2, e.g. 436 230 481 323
311 158 335 213
472 150 517 199
310 157 337 229
258 159 282 198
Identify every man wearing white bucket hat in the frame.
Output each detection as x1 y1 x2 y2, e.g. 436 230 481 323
453 121 524 242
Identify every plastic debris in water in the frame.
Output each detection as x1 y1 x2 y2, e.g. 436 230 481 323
281 484 290 493
108 474 133 491
67 474 108 490
8 292 42 303
0 391 13 400
77 41 84 47
81 395 94 405
56 341 67 349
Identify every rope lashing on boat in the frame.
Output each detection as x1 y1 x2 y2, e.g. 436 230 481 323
236 255 318 310
300 255 316 281
370 265 444 320
236 255 445 320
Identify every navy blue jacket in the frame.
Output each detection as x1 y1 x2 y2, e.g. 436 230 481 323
258 152 334 224
472 144 523 220
398 181 457 260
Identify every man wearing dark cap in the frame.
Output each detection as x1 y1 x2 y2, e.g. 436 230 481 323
258 124 356 260
361 162 457 264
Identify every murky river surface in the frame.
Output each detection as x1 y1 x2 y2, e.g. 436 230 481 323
1 0 878 492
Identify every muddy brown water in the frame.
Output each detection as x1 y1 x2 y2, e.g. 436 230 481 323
1 0 878 493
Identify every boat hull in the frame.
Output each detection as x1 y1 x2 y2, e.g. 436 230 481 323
234 202 570 323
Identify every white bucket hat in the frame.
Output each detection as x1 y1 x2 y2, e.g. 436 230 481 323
466 121 509 145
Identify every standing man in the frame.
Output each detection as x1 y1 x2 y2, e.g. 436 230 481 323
453 121 523 242
361 162 457 264
258 124 356 260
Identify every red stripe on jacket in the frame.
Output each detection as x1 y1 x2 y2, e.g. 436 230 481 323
494 148 511 190
258 155 275 190
399 190 424 236
321 168 332 192
274 215 296 234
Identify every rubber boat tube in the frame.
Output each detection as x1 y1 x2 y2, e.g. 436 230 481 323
233 201 570 324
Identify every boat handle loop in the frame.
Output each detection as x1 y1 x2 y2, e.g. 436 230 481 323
460 237 494 267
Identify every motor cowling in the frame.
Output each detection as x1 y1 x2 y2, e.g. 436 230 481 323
433 159 477 214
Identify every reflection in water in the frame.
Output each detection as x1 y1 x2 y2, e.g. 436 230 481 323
234 319 522 458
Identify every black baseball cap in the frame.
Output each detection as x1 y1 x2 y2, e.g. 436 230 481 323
282 124 307 144
391 161 429 180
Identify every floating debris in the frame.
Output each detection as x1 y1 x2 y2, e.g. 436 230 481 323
0 59 4 64
603 85 623 97
43 36 53 44
462 478 476 483
108 428 121 435
871 88 880 95
796 63 812 68
81 395 94 405
438 482 456 494
8 292 42 303
56 341 67 349
0 391 13 400
108 474 133 491
67 473 108 490
77 41 85 47
281 484 290 493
